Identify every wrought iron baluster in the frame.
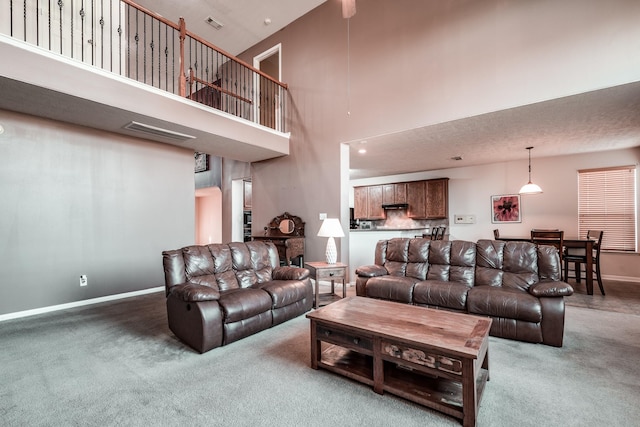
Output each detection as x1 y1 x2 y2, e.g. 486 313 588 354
117 1 122 75
80 4 85 62
99 0 104 68
23 0 26 41
57 0 63 54
149 18 154 87
70 0 73 58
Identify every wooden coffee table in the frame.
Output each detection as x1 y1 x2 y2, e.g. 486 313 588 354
306 297 492 427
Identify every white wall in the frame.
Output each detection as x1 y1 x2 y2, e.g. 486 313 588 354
350 147 640 282
0 109 195 315
241 0 640 266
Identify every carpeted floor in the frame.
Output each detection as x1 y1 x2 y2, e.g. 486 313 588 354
1 280 639 426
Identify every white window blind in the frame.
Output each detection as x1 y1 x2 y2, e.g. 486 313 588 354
578 166 637 252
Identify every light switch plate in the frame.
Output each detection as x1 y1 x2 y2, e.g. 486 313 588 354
454 214 476 224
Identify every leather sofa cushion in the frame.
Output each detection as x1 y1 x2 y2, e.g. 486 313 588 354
218 288 273 323
169 283 220 302
256 280 310 308
230 242 276 288
272 266 310 281
365 275 419 303
405 239 430 280
413 280 470 311
183 245 216 280
467 286 542 323
475 240 538 292
427 241 476 286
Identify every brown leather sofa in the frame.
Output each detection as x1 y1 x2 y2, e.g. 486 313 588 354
162 241 313 353
355 238 574 347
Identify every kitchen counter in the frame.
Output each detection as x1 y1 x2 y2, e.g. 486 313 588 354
350 227 429 232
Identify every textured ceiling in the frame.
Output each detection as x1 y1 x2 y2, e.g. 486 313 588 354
348 81 640 179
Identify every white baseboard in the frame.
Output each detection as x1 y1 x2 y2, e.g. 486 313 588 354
0 286 164 322
602 275 640 284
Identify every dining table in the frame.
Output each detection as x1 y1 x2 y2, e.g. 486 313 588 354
496 236 596 295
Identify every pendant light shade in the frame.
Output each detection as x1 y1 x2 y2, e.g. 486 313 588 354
519 147 543 194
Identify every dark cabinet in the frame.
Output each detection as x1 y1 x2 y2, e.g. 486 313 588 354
407 178 449 219
426 178 448 219
353 185 385 220
406 181 427 219
383 183 407 205
355 179 448 220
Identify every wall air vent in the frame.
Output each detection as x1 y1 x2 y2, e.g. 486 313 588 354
123 121 196 142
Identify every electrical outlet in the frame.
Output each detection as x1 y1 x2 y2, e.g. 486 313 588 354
79 275 88 287
319 213 327 220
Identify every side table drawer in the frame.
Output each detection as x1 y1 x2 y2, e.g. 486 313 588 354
381 341 462 375
316 268 346 280
317 325 372 352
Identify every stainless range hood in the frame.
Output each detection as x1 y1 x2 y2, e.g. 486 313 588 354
381 203 409 210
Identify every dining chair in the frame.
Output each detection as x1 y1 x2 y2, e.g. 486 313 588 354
531 229 565 280
563 230 605 295
430 227 439 240
493 229 500 239
436 226 446 240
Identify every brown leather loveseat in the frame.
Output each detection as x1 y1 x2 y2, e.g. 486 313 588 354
355 238 574 347
162 241 313 353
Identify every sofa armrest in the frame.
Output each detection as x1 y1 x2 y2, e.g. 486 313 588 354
529 281 574 298
168 283 220 302
355 265 388 278
273 266 310 281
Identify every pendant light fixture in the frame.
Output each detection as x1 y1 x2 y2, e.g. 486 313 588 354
519 146 543 194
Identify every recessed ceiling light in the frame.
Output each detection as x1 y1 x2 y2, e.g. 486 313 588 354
264 18 272 25
358 148 367 154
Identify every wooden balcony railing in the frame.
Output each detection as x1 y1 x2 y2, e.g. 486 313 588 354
0 0 288 132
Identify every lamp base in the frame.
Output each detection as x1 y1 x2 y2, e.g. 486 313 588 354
325 237 337 264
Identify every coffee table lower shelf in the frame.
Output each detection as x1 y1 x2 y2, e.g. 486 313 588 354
318 345 489 424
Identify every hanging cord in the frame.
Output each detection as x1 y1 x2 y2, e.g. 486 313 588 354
347 17 351 117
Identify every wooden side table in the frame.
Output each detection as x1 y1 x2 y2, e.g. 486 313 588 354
304 262 348 308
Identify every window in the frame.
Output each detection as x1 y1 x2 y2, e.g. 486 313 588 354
578 166 637 252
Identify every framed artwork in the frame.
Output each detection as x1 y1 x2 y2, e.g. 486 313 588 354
194 152 208 172
491 194 521 223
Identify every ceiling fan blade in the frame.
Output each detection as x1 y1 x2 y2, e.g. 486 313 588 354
342 0 356 19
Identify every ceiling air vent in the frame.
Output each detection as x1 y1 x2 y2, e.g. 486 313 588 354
123 121 196 142
205 16 224 30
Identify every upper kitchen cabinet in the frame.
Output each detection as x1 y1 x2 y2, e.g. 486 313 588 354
425 178 449 219
353 185 385 220
406 178 449 219
383 183 407 205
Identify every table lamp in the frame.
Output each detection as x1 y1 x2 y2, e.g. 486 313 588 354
317 218 345 264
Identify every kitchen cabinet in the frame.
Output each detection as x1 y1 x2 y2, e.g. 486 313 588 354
406 181 426 219
383 183 407 205
426 178 448 219
355 179 447 220
405 179 449 219
353 185 385 220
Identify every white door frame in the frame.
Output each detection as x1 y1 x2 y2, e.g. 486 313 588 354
253 44 282 130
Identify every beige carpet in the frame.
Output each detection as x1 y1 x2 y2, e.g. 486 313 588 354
2 283 640 426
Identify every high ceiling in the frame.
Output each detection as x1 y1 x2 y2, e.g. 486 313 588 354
134 0 327 56
135 0 640 180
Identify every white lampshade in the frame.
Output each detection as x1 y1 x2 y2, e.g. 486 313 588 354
519 181 543 195
317 218 345 238
317 218 345 264
519 146 543 195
